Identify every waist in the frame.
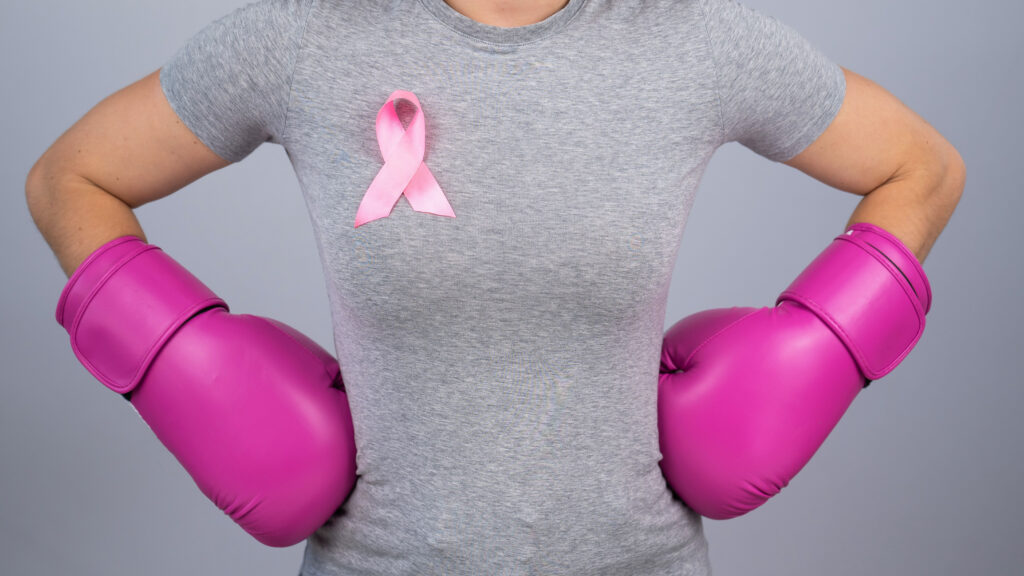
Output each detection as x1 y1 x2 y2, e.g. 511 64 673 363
306 458 710 575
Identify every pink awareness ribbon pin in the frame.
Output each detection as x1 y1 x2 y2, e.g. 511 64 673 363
354 90 456 228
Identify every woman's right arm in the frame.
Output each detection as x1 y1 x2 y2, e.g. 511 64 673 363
25 68 230 279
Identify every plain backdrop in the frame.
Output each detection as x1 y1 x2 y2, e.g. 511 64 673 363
3 1 1021 575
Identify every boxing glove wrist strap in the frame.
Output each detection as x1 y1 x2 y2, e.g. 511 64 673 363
775 222 933 381
55 235 228 394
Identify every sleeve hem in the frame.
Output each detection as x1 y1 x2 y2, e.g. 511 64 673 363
772 61 847 164
158 63 239 164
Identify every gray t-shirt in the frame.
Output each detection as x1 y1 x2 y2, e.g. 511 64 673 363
159 0 845 573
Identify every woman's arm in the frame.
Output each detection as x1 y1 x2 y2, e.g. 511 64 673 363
783 67 966 263
24 68 230 278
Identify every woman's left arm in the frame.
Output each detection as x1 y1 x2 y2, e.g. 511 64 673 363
784 67 966 264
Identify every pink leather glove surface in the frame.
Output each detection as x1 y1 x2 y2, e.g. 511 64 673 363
658 222 931 519
55 235 357 547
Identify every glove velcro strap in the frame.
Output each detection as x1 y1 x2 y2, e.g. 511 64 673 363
775 223 931 381
55 236 227 394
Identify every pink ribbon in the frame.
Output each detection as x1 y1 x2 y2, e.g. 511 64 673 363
354 90 456 228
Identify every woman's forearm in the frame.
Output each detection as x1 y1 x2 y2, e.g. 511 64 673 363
26 167 148 279
844 158 965 264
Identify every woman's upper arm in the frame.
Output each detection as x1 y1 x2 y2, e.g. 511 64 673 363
28 67 230 208
27 0 313 207
782 66 965 195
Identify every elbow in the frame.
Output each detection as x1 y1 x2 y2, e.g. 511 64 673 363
928 145 966 226
911 144 967 199
944 146 966 196
25 158 44 202
25 148 56 197
931 142 966 200
25 158 53 227
925 138 965 193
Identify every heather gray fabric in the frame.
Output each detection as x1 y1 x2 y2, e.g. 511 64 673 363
158 0 846 573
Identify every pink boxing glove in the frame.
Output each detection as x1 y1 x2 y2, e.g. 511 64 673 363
55 235 357 547
658 222 931 519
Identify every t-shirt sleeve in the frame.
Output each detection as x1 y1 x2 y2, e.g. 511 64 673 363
158 0 313 164
699 0 846 162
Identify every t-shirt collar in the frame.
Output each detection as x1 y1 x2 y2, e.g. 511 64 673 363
417 0 588 46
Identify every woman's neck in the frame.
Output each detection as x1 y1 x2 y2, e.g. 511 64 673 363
440 0 571 27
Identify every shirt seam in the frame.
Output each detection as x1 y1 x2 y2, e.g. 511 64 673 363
282 0 317 150
696 0 728 147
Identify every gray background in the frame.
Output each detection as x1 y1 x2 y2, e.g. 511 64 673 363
2 1 1019 575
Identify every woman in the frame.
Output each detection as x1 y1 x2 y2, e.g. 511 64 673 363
26 0 964 574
